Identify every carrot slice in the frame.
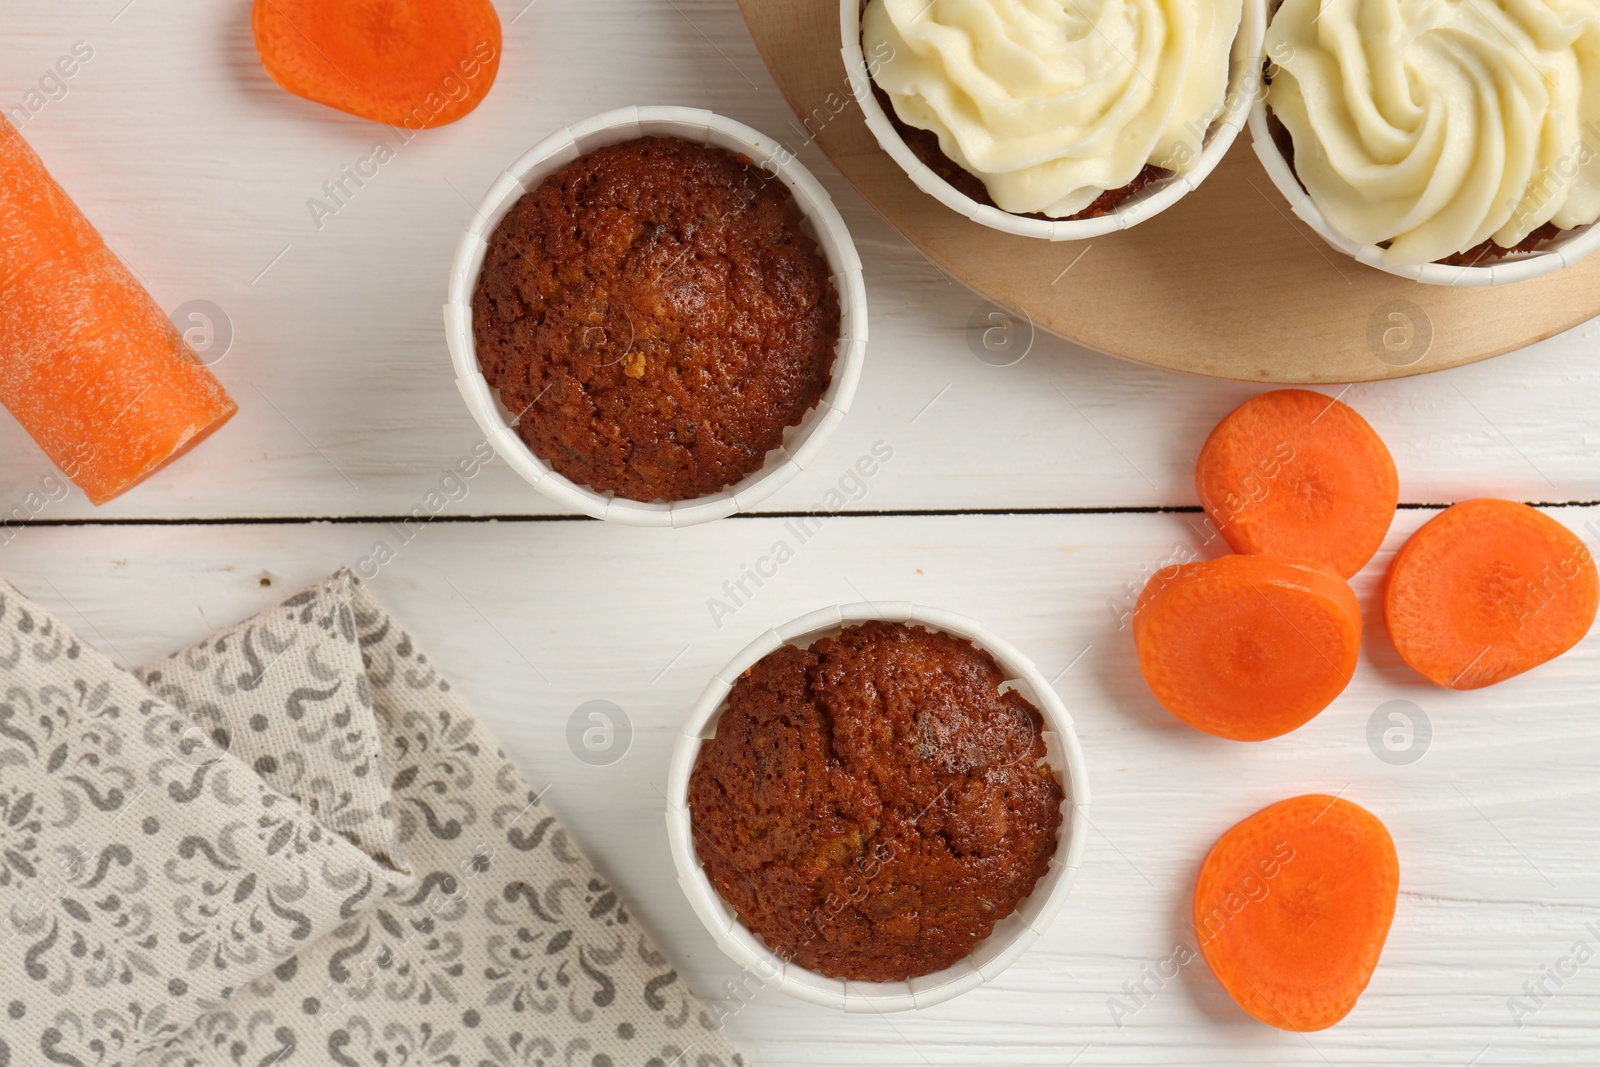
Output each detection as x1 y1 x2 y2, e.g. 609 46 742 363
252 0 502 129
1133 554 1360 740
0 117 236 506
1195 794 1398 1031
1196 389 1398 578
1385 499 1598 689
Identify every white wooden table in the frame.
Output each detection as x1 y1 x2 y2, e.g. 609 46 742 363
5 2 1600 1064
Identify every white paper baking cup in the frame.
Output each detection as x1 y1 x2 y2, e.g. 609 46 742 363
445 106 868 526
841 0 1267 241
665 603 1090 1012
1249 99 1600 286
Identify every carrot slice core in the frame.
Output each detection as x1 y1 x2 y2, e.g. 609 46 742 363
1385 498 1598 689
1133 554 1360 740
1195 794 1398 1031
1196 389 1398 578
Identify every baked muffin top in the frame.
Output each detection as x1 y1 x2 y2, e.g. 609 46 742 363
472 136 839 503
689 621 1064 982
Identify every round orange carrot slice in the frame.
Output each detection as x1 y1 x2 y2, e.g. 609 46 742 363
1196 389 1398 578
253 0 502 129
1133 554 1360 740
1195 794 1398 1031
1385 499 1598 689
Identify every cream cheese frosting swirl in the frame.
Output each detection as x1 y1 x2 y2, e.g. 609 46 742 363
863 0 1245 218
1267 0 1600 265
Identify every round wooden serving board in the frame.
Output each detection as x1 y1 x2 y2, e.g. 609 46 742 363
738 0 1600 382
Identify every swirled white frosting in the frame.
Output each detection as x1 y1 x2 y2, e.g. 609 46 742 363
863 0 1244 218
1267 0 1600 265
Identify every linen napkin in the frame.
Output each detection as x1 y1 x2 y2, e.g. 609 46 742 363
0 571 743 1067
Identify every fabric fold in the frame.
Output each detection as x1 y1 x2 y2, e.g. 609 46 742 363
135 572 410 878
0 577 415 1066
0 571 743 1067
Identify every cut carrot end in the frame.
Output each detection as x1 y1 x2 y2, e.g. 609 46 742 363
80 396 238 506
1133 554 1360 741
1196 389 1398 579
252 0 503 129
1195 794 1398 1031
0 116 237 506
1385 499 1598 689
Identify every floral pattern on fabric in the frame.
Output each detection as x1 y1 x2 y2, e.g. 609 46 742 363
0 579 414 1067
0 571 742 1067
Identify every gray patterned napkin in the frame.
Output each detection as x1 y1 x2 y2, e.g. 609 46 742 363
0 571 742 1067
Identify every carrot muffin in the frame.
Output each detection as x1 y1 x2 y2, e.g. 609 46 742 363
861 0 1244 219
871 85 1170 221
472 137 839 503
688 621 1064 982
1265 0 1600 267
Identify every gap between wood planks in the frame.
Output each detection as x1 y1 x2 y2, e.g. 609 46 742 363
8 500 1600 527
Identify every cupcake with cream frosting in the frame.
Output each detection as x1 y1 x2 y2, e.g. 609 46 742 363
1262 0 1600 270
852 0 1256 236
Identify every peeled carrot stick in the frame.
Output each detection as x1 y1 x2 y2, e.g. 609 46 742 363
1196 389 1398 578
253 0 502 130
1385 499 1598 689
0 117 236 505
1195 794 1398 1031
1134 554 1360 740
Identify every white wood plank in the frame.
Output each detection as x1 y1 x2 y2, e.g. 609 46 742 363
5 510 1598 1064
0 1 1597 518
